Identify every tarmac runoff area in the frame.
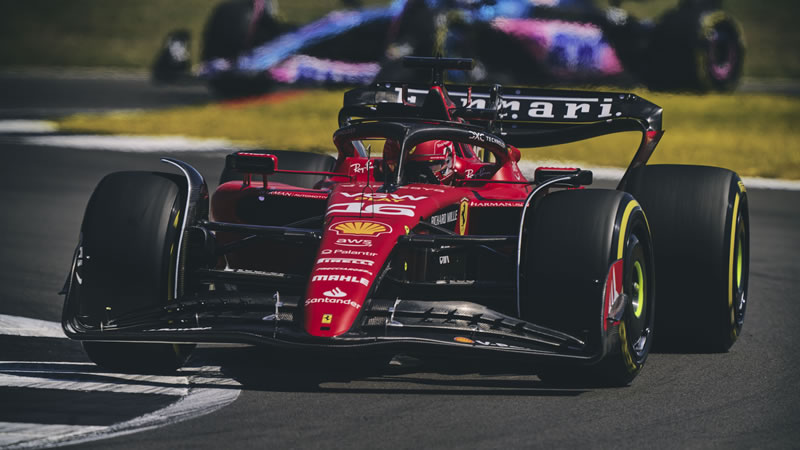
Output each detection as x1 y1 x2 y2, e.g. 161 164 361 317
3 119 799 191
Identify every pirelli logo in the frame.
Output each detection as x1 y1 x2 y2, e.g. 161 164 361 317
317 257 375 266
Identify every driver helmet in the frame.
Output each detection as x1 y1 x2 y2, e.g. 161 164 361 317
409 140 456 184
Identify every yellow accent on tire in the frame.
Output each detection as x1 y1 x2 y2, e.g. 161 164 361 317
619 322 637 373
728 193 740 307
617 200 640 259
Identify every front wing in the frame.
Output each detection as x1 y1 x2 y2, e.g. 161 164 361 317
62 289 605 365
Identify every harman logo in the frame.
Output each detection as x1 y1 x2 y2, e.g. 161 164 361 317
323 287 347 298
331 221 392 236
469 201 523 208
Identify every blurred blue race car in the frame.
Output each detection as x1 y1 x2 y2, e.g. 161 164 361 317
153 0 744 95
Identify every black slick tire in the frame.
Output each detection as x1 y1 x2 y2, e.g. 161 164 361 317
521 189 655 387
624 164 749 352
75 171 195 373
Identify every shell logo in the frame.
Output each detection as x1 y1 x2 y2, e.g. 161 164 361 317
331 221 392 236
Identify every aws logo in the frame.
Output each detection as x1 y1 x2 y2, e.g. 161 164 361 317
330 220 392 236
335 238 372 247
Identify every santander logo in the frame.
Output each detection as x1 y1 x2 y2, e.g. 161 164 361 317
322 287 347 298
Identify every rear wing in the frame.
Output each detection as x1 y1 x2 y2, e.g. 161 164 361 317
341 82 664 188
344 82 661 134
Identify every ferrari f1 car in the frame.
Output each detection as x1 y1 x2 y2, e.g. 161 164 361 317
153 0 745 95
66 57 749 386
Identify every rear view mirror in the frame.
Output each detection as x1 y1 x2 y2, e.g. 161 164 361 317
227 151 278 174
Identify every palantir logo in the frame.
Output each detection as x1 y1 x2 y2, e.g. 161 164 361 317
322 287 347 298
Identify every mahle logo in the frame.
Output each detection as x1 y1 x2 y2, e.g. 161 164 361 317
331 221 392 236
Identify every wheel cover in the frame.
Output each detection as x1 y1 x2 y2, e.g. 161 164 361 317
625 232 652 358
736 234 743 289
708 27 737 81
732 213 748 328
632 260 645 319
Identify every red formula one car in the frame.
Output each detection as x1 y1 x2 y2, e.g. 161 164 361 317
62 57 749 386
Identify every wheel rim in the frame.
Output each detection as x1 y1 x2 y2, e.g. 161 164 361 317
625 233 651 357
732 213 748 326
736 237 743 288
706 22 740 82
632 260 645 319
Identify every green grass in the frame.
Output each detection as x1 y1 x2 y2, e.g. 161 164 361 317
58 89 800 180
1 0 799 78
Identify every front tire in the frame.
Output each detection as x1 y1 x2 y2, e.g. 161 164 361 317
522 189 655 386
70 171 195 373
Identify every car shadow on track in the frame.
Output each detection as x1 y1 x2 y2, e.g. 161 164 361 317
195 346 591 397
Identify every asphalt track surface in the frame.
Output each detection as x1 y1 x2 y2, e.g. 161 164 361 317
1 74 799 449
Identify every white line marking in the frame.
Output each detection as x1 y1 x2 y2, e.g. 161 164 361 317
0 362 189 396
22 135 240 152
0 315 65 338
519 160 800 191
0 120 57 134
10 130 800 189
0 423 106 447
0 315 242 449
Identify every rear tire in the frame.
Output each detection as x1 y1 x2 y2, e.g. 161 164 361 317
73 171 195 373
522 189 655 387
624 164 749 352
